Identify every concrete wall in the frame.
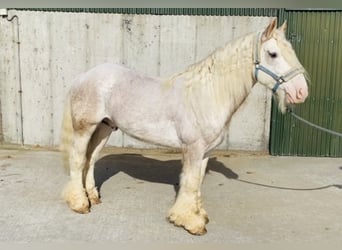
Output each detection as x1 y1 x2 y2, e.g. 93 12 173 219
0 10 273 151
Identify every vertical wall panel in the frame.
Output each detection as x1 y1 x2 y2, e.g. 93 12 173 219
0 17 23 144
271 10 342 157
159 15 197 77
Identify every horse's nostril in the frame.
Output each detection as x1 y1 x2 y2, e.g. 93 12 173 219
297 88 303 99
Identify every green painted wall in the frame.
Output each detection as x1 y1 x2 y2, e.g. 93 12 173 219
271 10 342 156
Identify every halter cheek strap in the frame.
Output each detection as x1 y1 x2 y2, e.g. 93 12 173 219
255 64 285 93
253 32 304 94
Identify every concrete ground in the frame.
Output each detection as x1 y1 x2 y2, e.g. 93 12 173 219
0 146 341 243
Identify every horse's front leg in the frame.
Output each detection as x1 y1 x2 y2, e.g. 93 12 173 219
198 157 209 221
168 146 209 235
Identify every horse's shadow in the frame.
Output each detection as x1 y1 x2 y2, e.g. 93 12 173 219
94 154 238 194
94 154 342 195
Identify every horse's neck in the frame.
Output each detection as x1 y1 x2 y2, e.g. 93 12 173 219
212 33 255 107
181 33 256 127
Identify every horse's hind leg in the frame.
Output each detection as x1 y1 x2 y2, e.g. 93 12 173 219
85 121 113 205
63 124 97 214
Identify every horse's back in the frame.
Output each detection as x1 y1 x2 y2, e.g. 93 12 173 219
70 63 147 104
77 63 135 85
72 63 162 95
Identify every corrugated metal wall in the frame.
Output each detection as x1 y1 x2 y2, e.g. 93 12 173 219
12 8 279 16
270 10 342 157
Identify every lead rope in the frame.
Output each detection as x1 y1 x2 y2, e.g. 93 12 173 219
287 108 342 137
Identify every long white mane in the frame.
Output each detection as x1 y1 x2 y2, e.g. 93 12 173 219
166 32 256 128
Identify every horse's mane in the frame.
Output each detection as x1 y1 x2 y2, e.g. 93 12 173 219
169 32 255 85
166 32 256 118
165 29 308 118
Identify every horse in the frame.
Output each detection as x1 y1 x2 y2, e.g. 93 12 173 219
60 18 309 235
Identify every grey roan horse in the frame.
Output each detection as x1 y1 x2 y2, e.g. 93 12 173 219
60 18 308 235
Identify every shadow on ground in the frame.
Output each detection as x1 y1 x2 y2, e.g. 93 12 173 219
94 154 238 194
95 154 342 194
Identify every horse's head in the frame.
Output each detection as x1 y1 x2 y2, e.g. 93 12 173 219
254 18 309 113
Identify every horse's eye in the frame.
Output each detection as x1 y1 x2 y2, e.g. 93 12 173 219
268 51 278 59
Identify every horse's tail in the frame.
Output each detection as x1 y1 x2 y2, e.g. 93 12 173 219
60 94 73 172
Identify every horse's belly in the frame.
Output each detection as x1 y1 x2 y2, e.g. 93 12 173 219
117 118 182 148
104 73 190 148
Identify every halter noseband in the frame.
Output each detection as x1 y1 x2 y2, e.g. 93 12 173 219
253 32 305 94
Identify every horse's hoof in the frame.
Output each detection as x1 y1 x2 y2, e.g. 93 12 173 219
62 183 90 213
168 211 208 236
204 215 209 224
89 197 102 206
69 199 90 214
72 206 90 214
87 188 102 206
186 225 207 235
199 208 209 224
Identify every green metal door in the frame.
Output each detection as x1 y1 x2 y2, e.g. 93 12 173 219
270 9 342 156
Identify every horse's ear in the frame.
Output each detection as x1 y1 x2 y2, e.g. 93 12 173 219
262 18 277 41
279 20 287 33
